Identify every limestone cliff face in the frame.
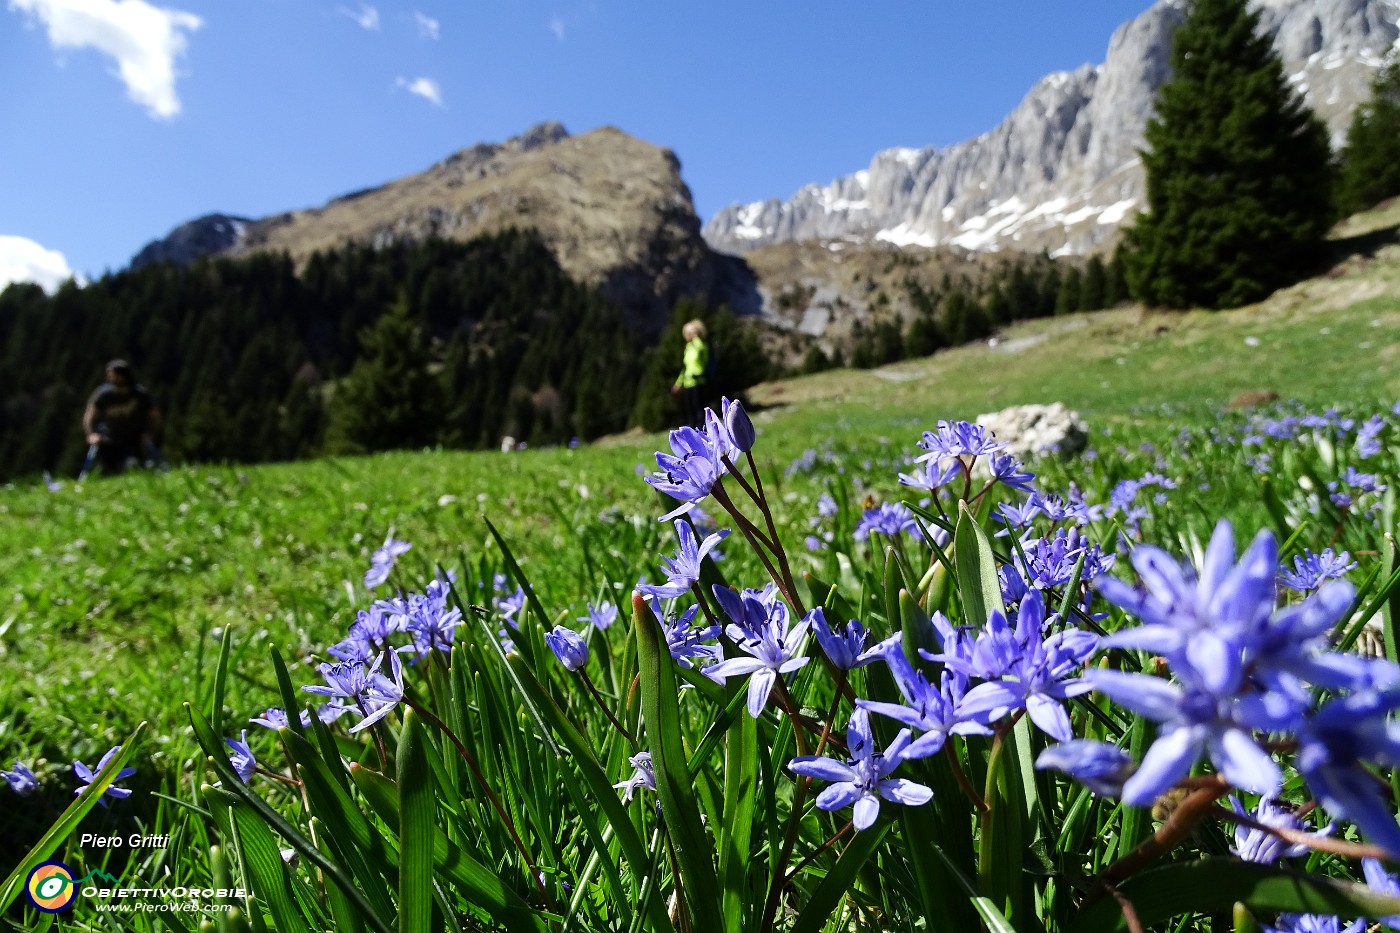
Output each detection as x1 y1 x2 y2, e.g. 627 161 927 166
130 123 738 333
703 0 1400 258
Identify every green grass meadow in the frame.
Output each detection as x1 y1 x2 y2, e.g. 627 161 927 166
1 245 1399 930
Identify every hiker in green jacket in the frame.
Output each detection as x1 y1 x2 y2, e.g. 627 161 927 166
670 319 709 428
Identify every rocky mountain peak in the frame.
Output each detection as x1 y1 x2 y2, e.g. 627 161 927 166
703 0 1400 258
130 124 744 333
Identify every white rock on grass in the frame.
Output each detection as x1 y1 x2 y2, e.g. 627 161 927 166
976 402 1088 461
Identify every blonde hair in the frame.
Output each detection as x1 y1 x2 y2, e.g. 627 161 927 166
683 319 707 340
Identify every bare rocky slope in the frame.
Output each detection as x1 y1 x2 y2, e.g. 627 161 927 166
131 123 756 334
704 0 1400 258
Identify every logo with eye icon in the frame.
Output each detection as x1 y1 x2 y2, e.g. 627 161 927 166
25 861 77 912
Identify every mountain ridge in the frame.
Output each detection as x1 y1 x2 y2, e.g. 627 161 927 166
130 122 749 334
703 0 1400 258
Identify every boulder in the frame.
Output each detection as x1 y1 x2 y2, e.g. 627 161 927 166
1227 389 1280 410
976 402 1088 460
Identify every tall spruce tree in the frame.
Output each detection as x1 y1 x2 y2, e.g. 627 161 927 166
324 296 443 455
1336 61 1400 216
1122 0 1333 309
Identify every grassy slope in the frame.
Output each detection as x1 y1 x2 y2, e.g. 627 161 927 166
747 199 1400 447
1 203 1397 761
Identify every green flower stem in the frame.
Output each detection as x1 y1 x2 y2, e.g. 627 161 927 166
711 483 790 604
978 730 1008 893
712 479 780 555
253 766 302 787
760 672 855 924
785 820 854 884
758 685 816 933
401 696 549 905
745 449 806 618
580 669 634 744
813 670 849 760
689 581 721 631
944 740 989 816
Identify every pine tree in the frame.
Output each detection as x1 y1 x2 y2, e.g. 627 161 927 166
1337 62 1400 216
1055 266 1083 316
1122 0 1333 309
1080 256 1107 310
324 296 443 455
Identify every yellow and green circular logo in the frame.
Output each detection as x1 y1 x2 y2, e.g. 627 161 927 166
25 861 77 913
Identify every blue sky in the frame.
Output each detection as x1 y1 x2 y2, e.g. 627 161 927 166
1 0 1151 288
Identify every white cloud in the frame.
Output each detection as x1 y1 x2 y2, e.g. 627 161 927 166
395 75 442 107
0 235 79 294
337 3 378 30
414 10 438 40
546 14 565 42
9 0 202 120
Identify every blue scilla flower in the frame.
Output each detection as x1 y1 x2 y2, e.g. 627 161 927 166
304 651 406 734
227 731 256 784
788 708 933 831
74 746 136 806
916 420 1004 462
988 454 1037 494
2 759 39 795
1259 416 1303 440
1098 520 1277 696
786 449 819 478
645 416 731 521
329 602 404 663
545 625 590 672
1264 915 1364 933
705 592 812 717
638 520 728 601
250 704 347 730
652 600 720 670
251 707 309 730
1297 689 1400 857
1017 527 1115 592
400 585 464 659
1357 415 1384 458
929 593 1069 684
1084 667 1283 805
1035 740 1133 796
721 397 755 454
1245 583 1398 716
854 502 921 543
1341 466 1386 495
958 594 1098 741
710 584 784 642
578 601 618 631
858 641 990 759
1227 797 1329 864
816 492 839 518
364 533 411 589
1361 858 1400 928
496 585 527 627
995 497 1044 534
805 608 881 671
1279 548 1358 593
614 752 656 803
897 460 960 493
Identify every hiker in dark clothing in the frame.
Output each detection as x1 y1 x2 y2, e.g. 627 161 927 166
80 359 163 478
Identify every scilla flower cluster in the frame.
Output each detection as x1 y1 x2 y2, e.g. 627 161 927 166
584 399 1400 928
